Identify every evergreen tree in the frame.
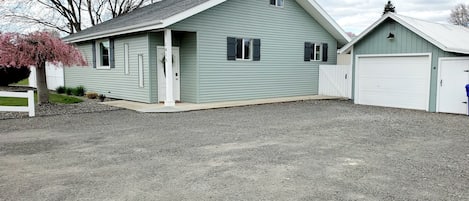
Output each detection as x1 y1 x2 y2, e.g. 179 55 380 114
383 1 396 15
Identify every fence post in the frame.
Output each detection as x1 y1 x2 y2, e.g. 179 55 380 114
28 90 35 117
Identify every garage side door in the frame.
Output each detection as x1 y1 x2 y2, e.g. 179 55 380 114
438 58 469 114
356 55 431 110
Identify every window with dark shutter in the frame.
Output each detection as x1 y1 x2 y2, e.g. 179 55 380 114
270 0 283 7
322 43 328 62
110 38 115 68
228 37 259 61
227 37 236 61
92 41 97 68
253 39 261 61
304 42 312 61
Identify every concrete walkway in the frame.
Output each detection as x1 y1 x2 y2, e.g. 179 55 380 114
103 95 343 113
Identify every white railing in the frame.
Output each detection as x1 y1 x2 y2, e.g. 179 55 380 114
0 90 35 117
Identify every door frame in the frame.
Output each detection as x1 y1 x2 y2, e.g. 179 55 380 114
354 53 432 111
157 46 180 103
436 57 469 113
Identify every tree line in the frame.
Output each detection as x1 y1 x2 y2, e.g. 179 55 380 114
1 0 153 34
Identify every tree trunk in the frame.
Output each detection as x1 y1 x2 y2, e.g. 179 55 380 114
36 61 49 105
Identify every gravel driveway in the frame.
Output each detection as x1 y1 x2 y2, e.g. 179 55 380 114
1 100 468 201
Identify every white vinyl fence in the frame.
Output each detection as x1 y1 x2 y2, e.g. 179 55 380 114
0 90 35 117
319 65 352 99
29 63 64 90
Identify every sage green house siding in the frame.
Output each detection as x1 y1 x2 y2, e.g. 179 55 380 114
178 32 198 103
352 19 459 112
65 0 345 104
169 0 338 103
65 34 153 103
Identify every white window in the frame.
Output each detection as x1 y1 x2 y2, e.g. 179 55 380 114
312 43 322 61
236 38 252 60
138 54 144 87
124 43 129 75
270 0 284 7
96 39 110 69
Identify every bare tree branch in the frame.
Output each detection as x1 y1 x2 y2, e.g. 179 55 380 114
449 3 469 27
0 0 152 35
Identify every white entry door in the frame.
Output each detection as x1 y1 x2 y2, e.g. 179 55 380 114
157 46 180 103
437 58 469 114
355 55 431 110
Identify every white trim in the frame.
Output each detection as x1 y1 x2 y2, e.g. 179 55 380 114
354 53 432 111
0 90 35 117
312 43 322 61
124 43 130 75
138 54 144 88
96 39 111 69
436 57 469 113
65 0 350 46
64 0 227 43
235 38 253 61
339 13 469 54
164 29 175 107
296 0 351 46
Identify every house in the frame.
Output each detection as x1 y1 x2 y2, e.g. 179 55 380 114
63 0 350 106
339 13 469 114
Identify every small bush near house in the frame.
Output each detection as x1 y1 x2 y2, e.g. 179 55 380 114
72 86 85 96
85 92 98 99
98 94 106 102
65 87 72 95
0 66 31 86
56 86 66 94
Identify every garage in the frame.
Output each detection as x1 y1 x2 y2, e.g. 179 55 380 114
355 54 431 111
437 58 469 115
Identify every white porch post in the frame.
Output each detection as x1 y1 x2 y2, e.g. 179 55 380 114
164 29 175 106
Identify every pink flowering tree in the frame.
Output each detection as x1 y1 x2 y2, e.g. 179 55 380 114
0 31 86 104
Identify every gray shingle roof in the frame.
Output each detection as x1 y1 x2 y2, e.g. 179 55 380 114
63 0 210 42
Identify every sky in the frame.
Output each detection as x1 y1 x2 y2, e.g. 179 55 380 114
315 0 467 35
0 0 467 35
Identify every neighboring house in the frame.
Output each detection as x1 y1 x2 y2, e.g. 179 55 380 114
339 13 469 114
63 0 350 106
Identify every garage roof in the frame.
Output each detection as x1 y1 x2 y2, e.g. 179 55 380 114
63 0 350 45
339 13 469 55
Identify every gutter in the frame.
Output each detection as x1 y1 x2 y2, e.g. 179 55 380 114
64 20 164 43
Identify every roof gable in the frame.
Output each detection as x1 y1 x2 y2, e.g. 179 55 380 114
339 13 469 54
64 0 350 45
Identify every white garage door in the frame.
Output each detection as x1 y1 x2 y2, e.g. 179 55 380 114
437 58 469 115
356 55 431 110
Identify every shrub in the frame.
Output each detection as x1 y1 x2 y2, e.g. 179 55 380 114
0 66 31 86
98 94 106 102
56 86 66 94
85 92 98 99
72 86 85 96
65 87 72 95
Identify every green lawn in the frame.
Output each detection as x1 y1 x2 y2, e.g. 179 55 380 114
0 93 82 106
16 79 29 86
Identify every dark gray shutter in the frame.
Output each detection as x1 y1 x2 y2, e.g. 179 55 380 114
92 41 96 68
322 43 328 62
110 38 115 68
227 37 236 61
253 39 261 61
304 42 311 61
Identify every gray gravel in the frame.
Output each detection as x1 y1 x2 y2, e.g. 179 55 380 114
1 100 468 201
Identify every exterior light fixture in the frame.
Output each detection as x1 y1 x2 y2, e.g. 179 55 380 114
387 32 395 40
